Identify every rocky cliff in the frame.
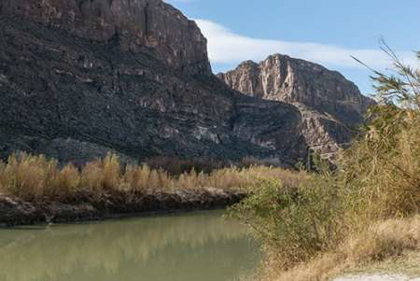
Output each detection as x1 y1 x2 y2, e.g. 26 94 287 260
0 0 211 75
0 0 370 166
0 0 308 166
218 54 374 158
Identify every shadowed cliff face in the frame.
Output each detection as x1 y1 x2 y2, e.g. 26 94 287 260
0 0 370 164
0 0 211 75
0 1 308 166
218 54 375 159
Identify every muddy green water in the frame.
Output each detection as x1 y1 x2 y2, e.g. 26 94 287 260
0 210 260 281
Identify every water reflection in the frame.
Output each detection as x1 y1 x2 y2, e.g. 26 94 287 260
0 210 259 281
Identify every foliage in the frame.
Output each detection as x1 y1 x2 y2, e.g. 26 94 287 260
0 153 305 203
230 175 345 268
230 48 420 277
341 47 420 220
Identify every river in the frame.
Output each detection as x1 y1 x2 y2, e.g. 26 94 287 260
0 210 260 281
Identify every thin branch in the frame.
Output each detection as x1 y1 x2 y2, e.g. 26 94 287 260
380 40 420 99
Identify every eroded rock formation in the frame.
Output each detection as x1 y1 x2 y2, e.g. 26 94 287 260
218 54 374 159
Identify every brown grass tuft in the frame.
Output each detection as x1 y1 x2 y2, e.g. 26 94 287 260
271 216 420 281
0 153 306 203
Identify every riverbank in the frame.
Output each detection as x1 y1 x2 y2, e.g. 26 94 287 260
0 153 304 226
0 188 246 226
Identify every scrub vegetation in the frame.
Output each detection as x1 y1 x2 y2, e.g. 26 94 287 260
0 153 305 203
230 48 420 280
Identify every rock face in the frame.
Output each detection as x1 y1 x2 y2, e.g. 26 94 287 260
0 0 307 166
0 0 370 166
218 55 374 158
0 0 211 75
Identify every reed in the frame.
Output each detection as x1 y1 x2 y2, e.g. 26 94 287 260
230 48 420 280
0 153 306 203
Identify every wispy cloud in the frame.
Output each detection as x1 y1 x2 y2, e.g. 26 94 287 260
195 19 418 70
166 0 195 3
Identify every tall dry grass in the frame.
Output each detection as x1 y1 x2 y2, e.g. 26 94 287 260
272 215 420 281
0 153 306 203
230 48 420 281
339 106 420 223
144 156 292 176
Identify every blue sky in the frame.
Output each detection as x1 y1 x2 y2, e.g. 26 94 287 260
165 0 420 95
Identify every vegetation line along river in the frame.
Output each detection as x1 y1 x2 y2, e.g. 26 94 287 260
0 188 247 226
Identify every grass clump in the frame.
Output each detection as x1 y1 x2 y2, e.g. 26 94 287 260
0 153 305 204
144 156 293 176
272 215 420 281
230 48 420 280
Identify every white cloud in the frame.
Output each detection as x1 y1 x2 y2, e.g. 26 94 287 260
195 19 418 70
166 0 194 3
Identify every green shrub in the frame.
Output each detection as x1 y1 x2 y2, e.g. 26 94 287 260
230 48 420 274
230 175 346 268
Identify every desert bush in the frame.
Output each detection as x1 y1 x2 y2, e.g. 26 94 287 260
0 154 59 201
144 156 292 176
340 48 420 221
0 153 305 203
230 173 345 268
144 156 226 175
230 48 420 277
272 215 420 281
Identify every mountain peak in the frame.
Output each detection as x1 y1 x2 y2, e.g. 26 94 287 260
219 54 373 124
218 54 375 159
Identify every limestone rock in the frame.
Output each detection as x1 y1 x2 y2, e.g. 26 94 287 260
218 54 375 158
217 54 373 124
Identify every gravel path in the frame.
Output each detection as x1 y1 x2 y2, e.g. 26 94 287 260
334 274 420 281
